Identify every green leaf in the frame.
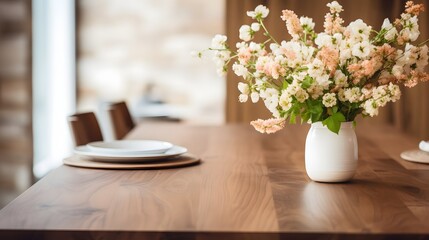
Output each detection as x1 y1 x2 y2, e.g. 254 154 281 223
332 112 345 122
301 76 314 89
322 116 339 134
282 81 289 90
322 112 345 134
302 111 311 123
289 113 296 124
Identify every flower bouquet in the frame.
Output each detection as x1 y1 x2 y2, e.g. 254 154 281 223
200 1 429 134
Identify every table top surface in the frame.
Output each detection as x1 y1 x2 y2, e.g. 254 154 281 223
1 121 429 240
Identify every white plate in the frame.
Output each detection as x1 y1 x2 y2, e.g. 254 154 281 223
401 149 429 164
419 141 429 153
74 145 187 163
87 140 173 154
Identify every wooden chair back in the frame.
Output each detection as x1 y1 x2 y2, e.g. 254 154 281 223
106 101 135 139
68 112 103 146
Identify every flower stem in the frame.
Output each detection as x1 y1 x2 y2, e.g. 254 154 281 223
259 20 279 45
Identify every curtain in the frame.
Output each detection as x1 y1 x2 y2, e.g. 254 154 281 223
226 0 429 139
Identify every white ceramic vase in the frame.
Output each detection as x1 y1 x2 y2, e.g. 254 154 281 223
305 122 358 183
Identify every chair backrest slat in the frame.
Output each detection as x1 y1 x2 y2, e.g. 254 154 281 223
68 112 103 146
106 101 135 139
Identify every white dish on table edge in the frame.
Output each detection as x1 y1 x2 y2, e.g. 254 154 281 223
74 145 187 163
87 140 173 154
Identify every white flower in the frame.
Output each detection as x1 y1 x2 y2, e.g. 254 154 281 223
404 43 419 65
239 25 252 42
381 18 397 41
247 5 269 19
286 80 301 95
322 93 337 107
233 63 249 78
362 100 379 117
300 17 315 30
213 50 230 77
372 85 387 99
327 1 343 13
279 91 293 111
315 33 332 48
339 40 353 64
417 45 429 71
392 65 404 78
238 82 250 95
388 83 401 102
211 34 227 49
308 58 325 78
352 41 372 59
315 74 331 89
400 15 420 42
239 94 248 103
338 89 347 102
251 23 260 32
347 19 372 40
295 89 309 103
307 84 324 99
251 92 260 103
334 70 348 87
249 42 262 52
344 87 361 103
260 88 280 116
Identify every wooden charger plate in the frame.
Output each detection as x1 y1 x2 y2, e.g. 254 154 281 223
400 149 429 164
63 154 200 170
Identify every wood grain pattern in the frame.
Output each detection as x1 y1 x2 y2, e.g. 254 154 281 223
1 121 429 240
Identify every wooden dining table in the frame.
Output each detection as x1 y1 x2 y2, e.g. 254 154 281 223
1 121 429 239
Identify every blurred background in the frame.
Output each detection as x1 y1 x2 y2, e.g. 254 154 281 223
0 0 428 208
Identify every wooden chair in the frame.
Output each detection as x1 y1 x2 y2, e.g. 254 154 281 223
105 101 135 139
68 112 103 146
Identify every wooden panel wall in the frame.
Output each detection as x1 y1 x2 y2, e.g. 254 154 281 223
0 0 32 208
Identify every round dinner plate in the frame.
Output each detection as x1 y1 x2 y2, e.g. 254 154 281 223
87 140 173 155
64 154 200 170
74 145 187 163
400 149 429 164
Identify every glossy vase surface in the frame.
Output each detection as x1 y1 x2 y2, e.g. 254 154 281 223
305 122 358 182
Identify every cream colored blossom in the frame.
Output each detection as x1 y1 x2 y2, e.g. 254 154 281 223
327 1 343 13
247 5 269 19
279 91 293 111
322 93 337 107
381 18 397 41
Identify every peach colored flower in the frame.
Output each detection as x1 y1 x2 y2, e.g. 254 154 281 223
317 47 339 75
377 77 396 85
375 44 397 61
405 70 429 87
405 1 425 16
347 64 365 83
250 118 285 134
282 49 297 60
238 47 252 64
324 13 344 34
281 10 303 40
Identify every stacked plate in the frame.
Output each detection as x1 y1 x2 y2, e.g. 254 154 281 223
65 140 199 170
400 140 429 164
74 140 188 163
